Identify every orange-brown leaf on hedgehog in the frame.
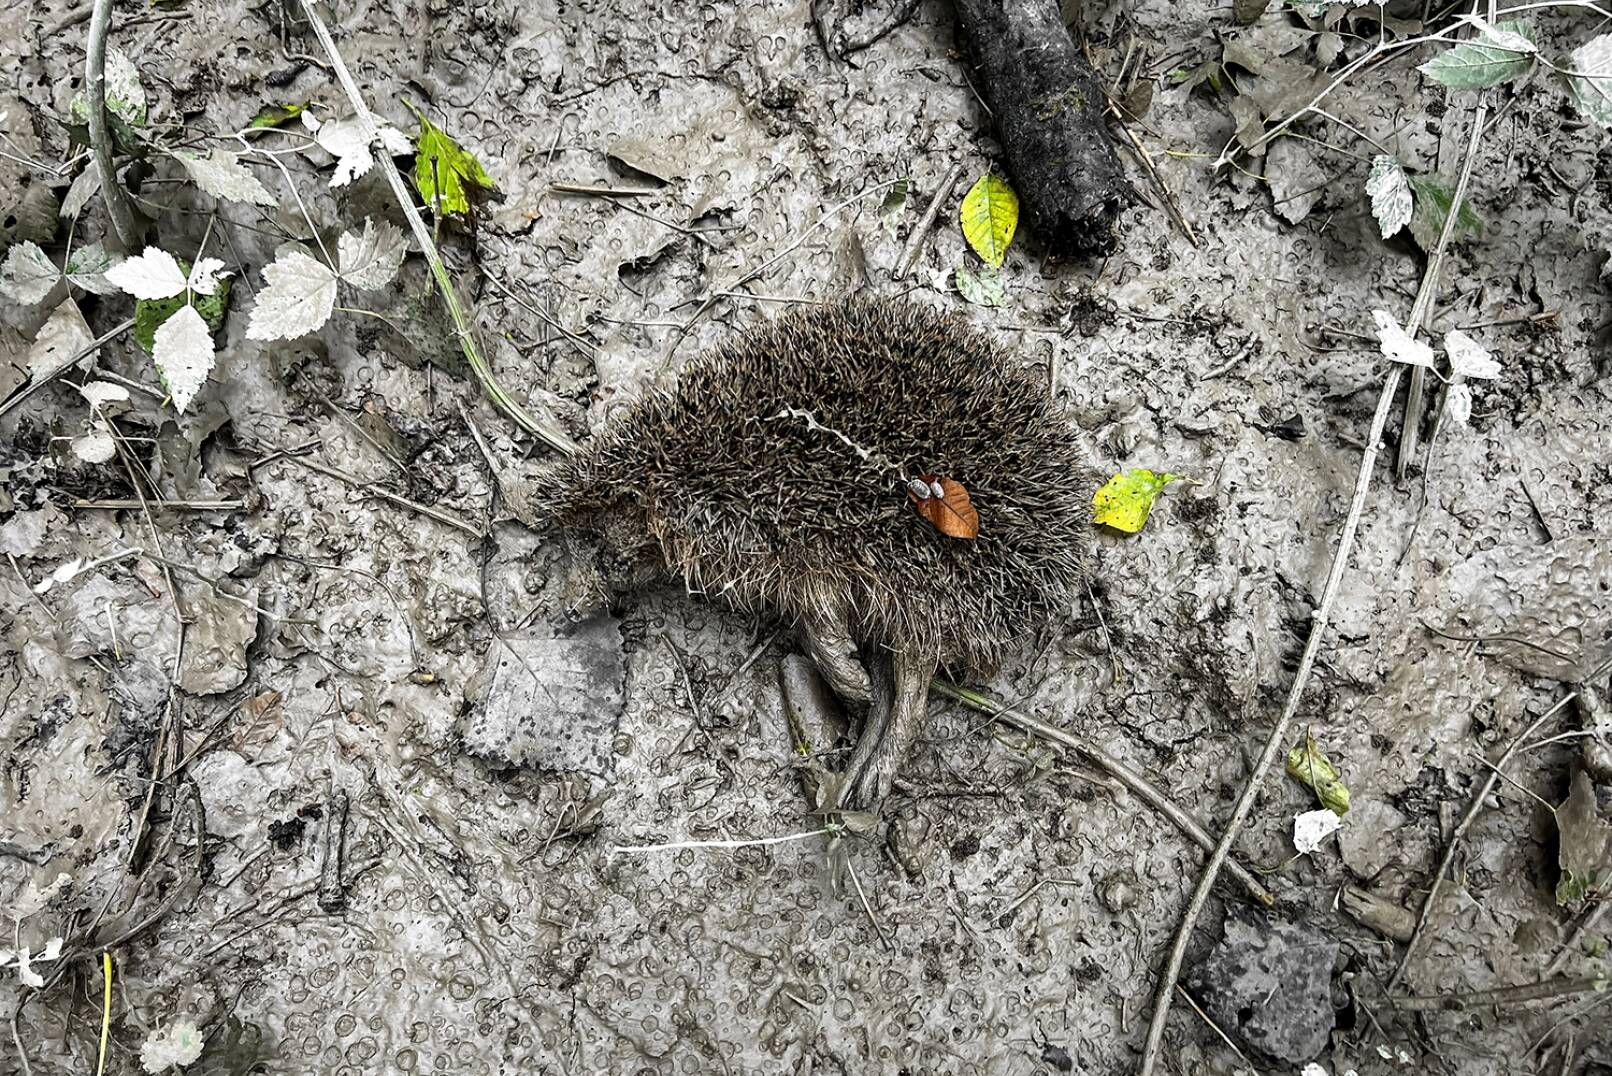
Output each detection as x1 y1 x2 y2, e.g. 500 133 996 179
504 297 1094 811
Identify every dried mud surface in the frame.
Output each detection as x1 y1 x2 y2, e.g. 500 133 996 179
2 0 1611 1074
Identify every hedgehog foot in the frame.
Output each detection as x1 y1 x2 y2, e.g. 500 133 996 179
801 610 873 705
837 648 938 811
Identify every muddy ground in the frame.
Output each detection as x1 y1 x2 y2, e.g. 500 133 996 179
3 0 1611 1073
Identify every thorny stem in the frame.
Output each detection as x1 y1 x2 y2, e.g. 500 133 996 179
1137 96 1492 1075
85 0 141 251
292 0 578 456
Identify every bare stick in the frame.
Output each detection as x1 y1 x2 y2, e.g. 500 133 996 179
608 828 829 858
930 680 1274 907
85 0 141 251
292 0 578 456
1136 96 1491 1074
73 498 245 511
893 163 964 281
1386 975 1605 1012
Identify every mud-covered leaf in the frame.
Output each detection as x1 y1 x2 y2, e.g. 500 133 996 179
105 247 188 301
1418 20 1536 88
65 241 117 295
249 102 306 129
1407 174 1483 251
61 167 100 219
1 184 60 247
1444 329 1500 379
1445 382 1474 426
245 248 337 341
1365 154 1412 239
1267 137 1325 224
313 116 413 188
77 381 129 411
954 263 1006 307
28 299 97 383
407 103 496 217
141 1017 205 1074
1566 33 1612 126
1373 309 1434 368
69 47 147 127
152 303 214 412
960 174 1018 269
1556 769 1612 906
908 474 979 539
0 240 59 305
173 149 275 206
1293 808 1342 854
879 177 908 236
336 218 406 289
71 429 117 463
1286 735 1350 815
1092 469 1184 533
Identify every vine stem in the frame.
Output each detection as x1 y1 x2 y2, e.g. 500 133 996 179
293 0 578 455
85 0 142 251
1136 94 1492 1075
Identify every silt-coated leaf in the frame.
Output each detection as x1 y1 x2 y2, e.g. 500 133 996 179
1417 20 1537 89
1566 33 1612 126
1364 155 1412 239
245 248 337 341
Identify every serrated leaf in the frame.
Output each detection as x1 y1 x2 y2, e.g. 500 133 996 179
72 430 117 464
0 240 60 305
954 263 1006 307
152 303 214 412
1364 154 1412 239
1407 174 1482 251
313 117 412 188
406 103 496 218
249 102 307 129
1092 469 1184 533
1293 808 1343 854
61 167 101 219
245 248 337 341
1566 33 1612 126
1444 329 1500 379
133 267 231 354
1372 309 1434 368
959 174 1018 269
140 1017 205 1074
69 47 148 127
105 247 189 300
1286 735 1351 814
65 241 118 295
1418 20 1537 88
186 258 228 296
173 149 275 207
336 218 406 289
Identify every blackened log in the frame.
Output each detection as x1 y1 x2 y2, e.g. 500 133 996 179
953 0 1133 257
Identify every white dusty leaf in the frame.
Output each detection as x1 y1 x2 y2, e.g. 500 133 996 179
62 167 101 218
954 264 1006 307
72 429 117 463
70 48 147 126
186 257 228 296
104 247 188 300
1458 14 1538 55
173 149 275 207
140 1018 206 1074
1365 155 1412 240
1444 329 1501 379
337 218 407 289
315 117 412 187
0 241 61 306
65 241 118 296
245 248 337 341
1418 20 1537 89
77 380 130 411
1567 34 1612 127
1372 309 1434 368
12 947 44 989
35 557 85 595
152 303 215 412
28 299 98 384
1445 382 1474 427
1293 808 1343 854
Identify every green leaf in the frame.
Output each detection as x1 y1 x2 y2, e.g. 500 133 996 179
959 174 1018 269
1286 735 1351 816
249 102 307 129
879 177 908 236
1092 469 1184 533
1407 174 1483 251
1565 33 1612 126
68 47 148 127
134 261 231 353
1417 20 1537 89
405 102 495 218
954 264 1006 307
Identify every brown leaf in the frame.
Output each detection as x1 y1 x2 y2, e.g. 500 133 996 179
234 689 284 751
909 474 979 539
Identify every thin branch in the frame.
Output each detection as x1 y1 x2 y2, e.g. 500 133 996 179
1137 94 1492 1074
894 163 964 281
0 318 135 422
85 0 141 251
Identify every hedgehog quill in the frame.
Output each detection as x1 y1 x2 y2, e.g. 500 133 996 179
511 298 1092 809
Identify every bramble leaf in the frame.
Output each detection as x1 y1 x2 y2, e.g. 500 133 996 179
406 103 496 218
245 248 337 341
1364 155 1412 239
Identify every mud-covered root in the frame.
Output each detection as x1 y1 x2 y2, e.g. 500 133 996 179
836 647 939 810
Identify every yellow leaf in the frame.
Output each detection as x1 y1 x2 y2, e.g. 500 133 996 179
1092 469 1184 533
1286 735 1351 815
959 174 1019 269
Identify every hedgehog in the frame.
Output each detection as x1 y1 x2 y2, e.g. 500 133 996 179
511 297 1092 808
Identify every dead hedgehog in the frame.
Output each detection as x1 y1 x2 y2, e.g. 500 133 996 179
511 297 1092 808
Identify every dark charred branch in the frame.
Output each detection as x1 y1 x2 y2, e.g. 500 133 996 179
952 0 1134 256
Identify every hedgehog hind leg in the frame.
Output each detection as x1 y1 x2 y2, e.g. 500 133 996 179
801 609 873 705
836 648 937 811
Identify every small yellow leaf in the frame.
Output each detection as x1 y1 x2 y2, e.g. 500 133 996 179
960 174 1019 269
1092 469 1184 533
1286 735 1351 815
